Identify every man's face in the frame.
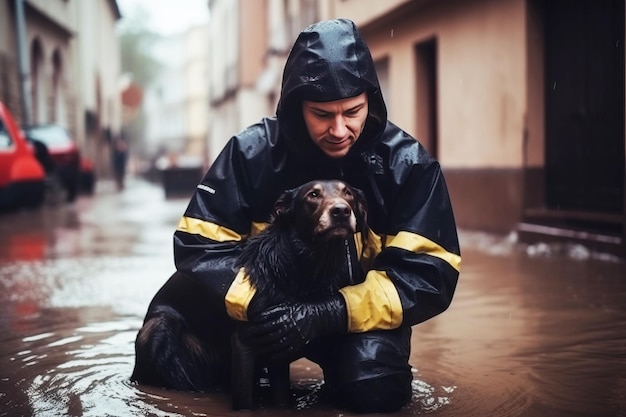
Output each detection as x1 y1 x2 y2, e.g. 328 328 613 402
302 92 368 158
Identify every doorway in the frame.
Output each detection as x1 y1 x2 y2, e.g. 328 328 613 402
544 0 625 213
415 38 438 158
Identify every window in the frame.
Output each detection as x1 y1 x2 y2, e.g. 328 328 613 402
0 119 12 149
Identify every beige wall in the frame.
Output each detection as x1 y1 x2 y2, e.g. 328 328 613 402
333 0 413 26
240 1 267 88
524 0 545 168
90 0 122 131
363 0 528 169
238 0 274 129
185 24 210 160
208 0 238 103
207 0 240 161
73 0 122 174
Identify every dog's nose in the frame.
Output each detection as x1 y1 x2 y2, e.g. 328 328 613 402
330 203 351 219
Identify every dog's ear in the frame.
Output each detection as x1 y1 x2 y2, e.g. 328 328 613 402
269 187 296 223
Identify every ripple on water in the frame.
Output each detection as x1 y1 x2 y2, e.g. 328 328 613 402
410 377 456 414
14 319 179 417
3 317 468 417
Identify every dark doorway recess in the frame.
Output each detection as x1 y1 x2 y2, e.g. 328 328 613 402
544 0 625 213
415 38 438 159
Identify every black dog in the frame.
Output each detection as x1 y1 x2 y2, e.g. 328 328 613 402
232 179 368 409
131 180 368 409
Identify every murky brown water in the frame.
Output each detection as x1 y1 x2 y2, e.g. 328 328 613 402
1 179 625 417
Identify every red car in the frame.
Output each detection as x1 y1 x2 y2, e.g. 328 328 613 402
23 124 94 201
0 101 46 210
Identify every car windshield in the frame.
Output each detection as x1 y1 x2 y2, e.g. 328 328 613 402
26 125 72 147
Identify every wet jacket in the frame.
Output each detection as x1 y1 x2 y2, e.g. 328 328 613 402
174 19 461 333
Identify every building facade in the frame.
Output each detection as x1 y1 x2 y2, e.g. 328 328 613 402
0 0 122 178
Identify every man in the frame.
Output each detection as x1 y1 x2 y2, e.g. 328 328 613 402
174 18 460 413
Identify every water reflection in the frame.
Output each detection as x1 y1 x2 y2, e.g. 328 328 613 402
0 181 625 416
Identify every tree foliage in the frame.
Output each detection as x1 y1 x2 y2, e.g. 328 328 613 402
117 5 163 88
116 4 165 159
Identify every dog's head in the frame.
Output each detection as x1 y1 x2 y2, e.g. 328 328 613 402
270 180 368 243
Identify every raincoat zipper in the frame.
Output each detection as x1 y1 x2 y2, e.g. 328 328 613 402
345 239 353 282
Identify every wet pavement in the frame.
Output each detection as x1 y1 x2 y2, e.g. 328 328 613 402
0 178 625 417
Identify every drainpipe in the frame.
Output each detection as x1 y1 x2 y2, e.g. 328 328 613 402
15 0 32 125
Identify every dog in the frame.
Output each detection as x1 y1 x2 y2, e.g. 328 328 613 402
231 179 369 409
131 179 368 410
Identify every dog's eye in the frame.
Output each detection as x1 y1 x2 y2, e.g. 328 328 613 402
307 191 319 198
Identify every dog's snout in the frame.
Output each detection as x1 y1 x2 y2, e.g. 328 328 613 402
331 203 351 219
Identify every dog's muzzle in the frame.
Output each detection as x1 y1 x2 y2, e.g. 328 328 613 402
317 200 357 238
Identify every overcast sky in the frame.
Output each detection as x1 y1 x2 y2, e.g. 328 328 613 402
116 0 210 35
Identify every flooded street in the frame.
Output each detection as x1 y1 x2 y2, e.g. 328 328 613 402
1 178 625 417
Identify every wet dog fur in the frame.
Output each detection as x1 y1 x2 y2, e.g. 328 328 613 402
131 180 368 409
232 179 368 409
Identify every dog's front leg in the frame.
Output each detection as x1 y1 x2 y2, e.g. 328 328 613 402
269 362 291 406
231 330 256 410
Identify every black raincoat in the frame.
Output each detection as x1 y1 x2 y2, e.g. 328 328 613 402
174 19 461 334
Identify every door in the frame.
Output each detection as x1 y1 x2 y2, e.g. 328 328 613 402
544 0 625 212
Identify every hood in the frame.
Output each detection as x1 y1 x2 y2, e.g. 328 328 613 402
276 18 387 163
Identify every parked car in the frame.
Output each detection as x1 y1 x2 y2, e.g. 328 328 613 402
22 124 95 201
0 101 46 210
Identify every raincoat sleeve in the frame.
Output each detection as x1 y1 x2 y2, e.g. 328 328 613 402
339 157 461 332
173 135 259 321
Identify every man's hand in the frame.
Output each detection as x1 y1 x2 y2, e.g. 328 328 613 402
244 295 347 362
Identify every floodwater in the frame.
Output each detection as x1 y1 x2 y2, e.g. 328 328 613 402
1 179 625 417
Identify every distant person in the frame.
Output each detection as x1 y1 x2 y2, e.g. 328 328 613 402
133 18 461 413
111 130 128 191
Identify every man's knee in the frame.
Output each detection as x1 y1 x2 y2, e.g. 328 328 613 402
331 372 412 413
